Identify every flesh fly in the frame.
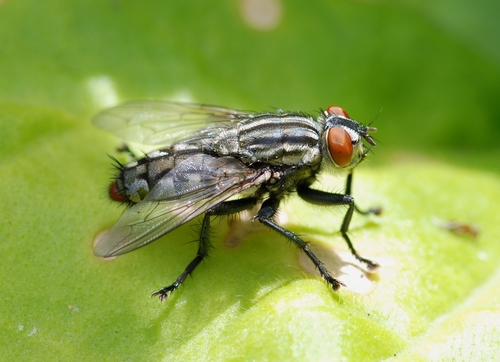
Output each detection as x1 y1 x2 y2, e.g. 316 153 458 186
93 101 379 301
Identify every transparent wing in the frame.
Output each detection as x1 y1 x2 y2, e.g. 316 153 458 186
92 101 253 145
94 154 269 257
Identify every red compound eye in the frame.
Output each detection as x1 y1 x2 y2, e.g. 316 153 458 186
327 127 353 167
109 181 127 202
326 105 350 118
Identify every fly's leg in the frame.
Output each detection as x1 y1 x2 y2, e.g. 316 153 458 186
151 213 211 301
297 184 379 271
152 197 258 301
346 173 382 216
255 197 345 291
340 200 379 270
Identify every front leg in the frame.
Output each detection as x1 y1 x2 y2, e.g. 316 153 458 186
297 184 379 270
346 173 382 216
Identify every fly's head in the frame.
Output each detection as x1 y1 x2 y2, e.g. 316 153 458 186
322 106 377 173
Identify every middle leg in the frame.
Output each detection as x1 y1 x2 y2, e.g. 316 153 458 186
254 197 345 291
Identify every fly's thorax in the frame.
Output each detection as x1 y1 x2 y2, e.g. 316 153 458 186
212 114 322 166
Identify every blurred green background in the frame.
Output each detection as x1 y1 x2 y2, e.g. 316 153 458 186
1 0 499 361
2 0 499 154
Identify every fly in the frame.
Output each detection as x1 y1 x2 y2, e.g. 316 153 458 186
93 101 380 301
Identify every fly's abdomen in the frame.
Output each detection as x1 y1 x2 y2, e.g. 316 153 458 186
213 115 322 166
112 144 203 203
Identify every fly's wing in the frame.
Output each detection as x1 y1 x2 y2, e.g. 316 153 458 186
94 154 268 257
92 101 252 145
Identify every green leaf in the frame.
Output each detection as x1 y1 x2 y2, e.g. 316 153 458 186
1 1 499 361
